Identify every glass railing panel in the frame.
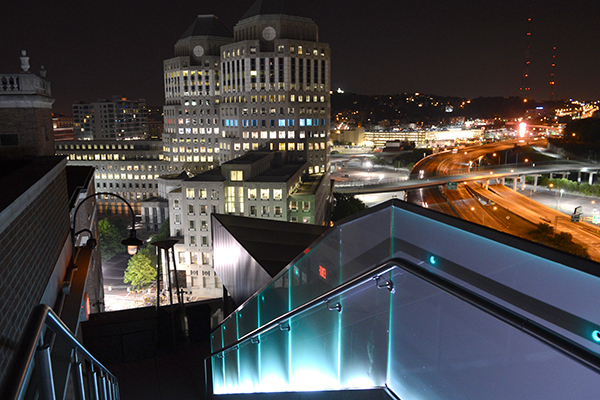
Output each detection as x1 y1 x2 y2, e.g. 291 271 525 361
339 207 394 282
387 269 600 399
391 205 600 352
338 274 391 389
211 355 225 395
288 296 342 391
237 298 258 339
211 327 223 353
257 325 289 392
258 271 290 327
222 348 239 392
289 227 341 309
237 339 260 393
223 315 238 346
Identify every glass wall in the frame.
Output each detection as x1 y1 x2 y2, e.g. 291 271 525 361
211 202 600 397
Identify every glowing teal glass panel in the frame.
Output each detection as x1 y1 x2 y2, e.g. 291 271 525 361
387 269 600 399
223 315 238 346
338 207 394 282
258 270 290 326
211 355 225 394
237 339 260 392
338 276 390 388
258 325 289 392
237 298 258 339
222 348 239 392
211 327 223 353
288 296 341 391
289 227 341 310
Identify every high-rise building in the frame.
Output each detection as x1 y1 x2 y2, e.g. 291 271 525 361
73 96 148 140
162 1 331 175
219 1 331 174
158 0 334 300
163 15 233 173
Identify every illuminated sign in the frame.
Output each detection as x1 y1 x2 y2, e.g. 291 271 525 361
319 265 327 280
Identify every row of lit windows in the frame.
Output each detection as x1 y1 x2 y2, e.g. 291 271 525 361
95 163 164 172
67 153 161 161
165 155 215 163
231 118 326 128
96 172 159 180
184 188 220 200
56 143 143 151
175 126 221 135
222 45 326 59
165 146 219 154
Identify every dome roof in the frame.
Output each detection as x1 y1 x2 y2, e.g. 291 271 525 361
240 0 312 21
180 14 233 40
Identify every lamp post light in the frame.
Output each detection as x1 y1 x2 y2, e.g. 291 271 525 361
71 192 143 260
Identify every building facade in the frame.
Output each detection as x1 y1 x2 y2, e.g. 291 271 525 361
73 96 148 140
55 140 166 214
163 2 331 176
166 151 331 300
163 15 233 174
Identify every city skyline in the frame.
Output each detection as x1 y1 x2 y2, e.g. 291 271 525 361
1 0 599 114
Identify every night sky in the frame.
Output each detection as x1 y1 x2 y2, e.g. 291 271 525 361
1 0 599 114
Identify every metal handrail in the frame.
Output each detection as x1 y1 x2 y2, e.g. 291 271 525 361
210 257 600 375
1 304 119 400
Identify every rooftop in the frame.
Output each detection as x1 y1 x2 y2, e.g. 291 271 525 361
240 0 312 21
180 14 233 40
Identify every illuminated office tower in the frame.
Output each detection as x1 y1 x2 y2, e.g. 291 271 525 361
219 0 331 174
163 15 234 173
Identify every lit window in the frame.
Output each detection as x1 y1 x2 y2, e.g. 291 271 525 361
231 170 243 181
186 188 195 199
274 189 283 200
248 188 257 199
261 189 269 200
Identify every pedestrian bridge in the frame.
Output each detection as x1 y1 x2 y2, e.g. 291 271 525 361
209 200 600 399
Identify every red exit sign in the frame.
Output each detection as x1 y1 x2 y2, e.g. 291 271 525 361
319 265 327 280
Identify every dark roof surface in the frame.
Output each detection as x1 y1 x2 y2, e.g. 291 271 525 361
66 166 95 209
0 156 65 214
213 214 328 277
180 14 233 40
240 0 311 21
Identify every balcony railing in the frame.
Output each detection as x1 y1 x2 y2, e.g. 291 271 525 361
0 304 119 400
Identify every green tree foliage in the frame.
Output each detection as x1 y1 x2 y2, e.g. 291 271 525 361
98 218 125 261
543 177 600 196
332 193 367 222
137 219 171 268
527 223 589 259
124 253 157 291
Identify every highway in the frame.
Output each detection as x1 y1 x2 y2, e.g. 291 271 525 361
406 139 600 262
334 139 600 262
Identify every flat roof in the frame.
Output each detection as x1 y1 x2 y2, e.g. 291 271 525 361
0 156 65 214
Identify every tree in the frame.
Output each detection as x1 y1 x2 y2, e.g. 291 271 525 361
332 193 367 222
98 218 124 261
124 253 156 291
137 218 171 268
527 223 589 259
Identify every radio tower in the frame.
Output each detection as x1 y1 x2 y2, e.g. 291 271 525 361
520 15 532 98
549 47 556 101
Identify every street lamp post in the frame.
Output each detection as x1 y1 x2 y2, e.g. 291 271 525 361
71 192 143 259
69 192 143 315
152 239 189 349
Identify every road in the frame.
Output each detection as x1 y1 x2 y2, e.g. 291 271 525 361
340 139 600 262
